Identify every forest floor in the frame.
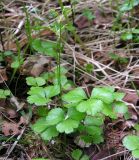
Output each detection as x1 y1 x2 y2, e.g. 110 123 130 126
0 0 139 160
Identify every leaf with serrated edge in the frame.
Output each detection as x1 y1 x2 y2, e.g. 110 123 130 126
76 99 103 116
27 95 50 106
132 150 139 158
32 117 48 133
56 119 79 134
41 126 59 141
35 77 46 86
91 87 114 104
114 101 128 114
123 135 139 151
46 108 65 125
62 87 87 104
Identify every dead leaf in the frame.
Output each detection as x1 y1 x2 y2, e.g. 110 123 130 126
2 116 27 136
93 8 113 27
2 121 21 136
21 55 51 76
0 68 8 83
123 91 139 105
74 16 91 29
6 108 17 118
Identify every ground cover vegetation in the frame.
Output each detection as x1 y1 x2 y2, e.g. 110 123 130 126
1 0 139 159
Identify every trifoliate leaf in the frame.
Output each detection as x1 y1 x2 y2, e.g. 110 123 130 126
44 85 60 98
114 101 128 114
46 108 65 125
67 107 85 121
27 95 50 106
114 92 125 101
132 150 139 158
35 77 46 86
62 87 87 104
123 135 139 150
26 77 46 86
91 87 114 104
71 149 82 160
41 126 59 141
76 99 104 116
56 119 79 134
84 116 104 126
32 117 48 133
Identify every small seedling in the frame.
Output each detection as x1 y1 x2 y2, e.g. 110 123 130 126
0 89 11 99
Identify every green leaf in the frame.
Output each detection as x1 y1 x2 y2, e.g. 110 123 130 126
85 63 94 73
26 77 46 86
102 104 117 119
35 77 46 86
27 95 50 106
71 149 82 160
92 134 104 144
32 117 48 133
41 126 59 141
67 107 85 121
28 87 45 97
80 155 89 160
44 85 60 98
36 106 48 117
121 32 133 41
91 87 114 104
53 75 68 86
56 119 79 134
134 124 139 131
132 150 139 158
62 88 87 104
86 126 103 136
46 108 65 125
120 0 139 12
132 28 139 34
11 60 20 69
114 101 128 114
0 89 10 98
4 51 13 56
32 39 58 57
114 92 125 101
76 99 104 116
54 66 68 75
84 116 104 126
26 77 36 86
123 135 139 150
